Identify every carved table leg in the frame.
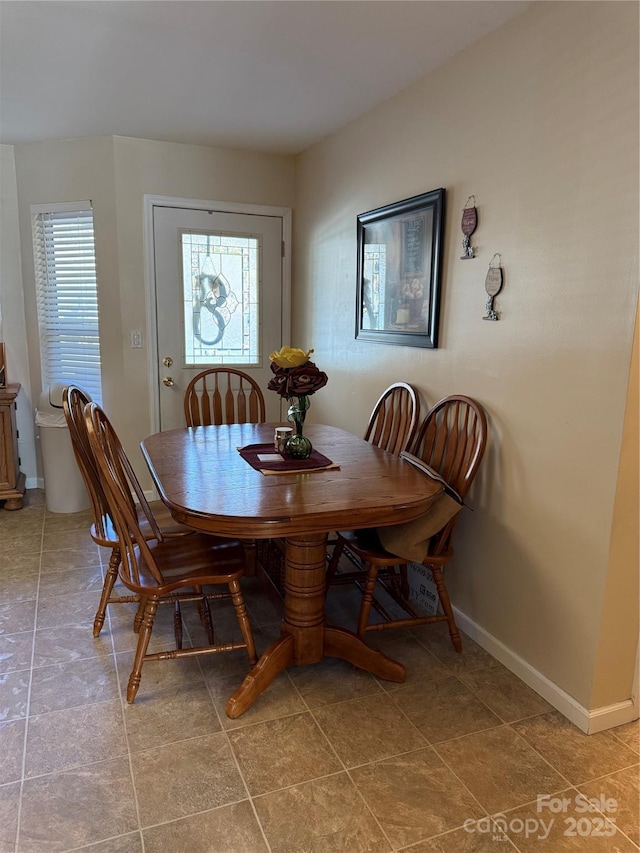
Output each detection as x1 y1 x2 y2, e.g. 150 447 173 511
225 634 294 719
324 626 405 682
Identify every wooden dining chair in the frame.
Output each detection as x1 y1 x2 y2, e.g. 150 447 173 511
85 401 257 702
325 380 419 560
363 381 420 454
326 395 488 650
63 385 192 638
184 367 266 427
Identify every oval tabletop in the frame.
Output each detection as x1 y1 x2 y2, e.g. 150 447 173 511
141 422 443 538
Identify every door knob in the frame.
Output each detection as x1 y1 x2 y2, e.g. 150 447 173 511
162 376 175 387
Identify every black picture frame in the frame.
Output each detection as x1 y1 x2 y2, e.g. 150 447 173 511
356 188 445 348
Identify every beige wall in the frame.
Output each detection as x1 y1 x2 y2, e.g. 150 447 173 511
294 1 639 708
590 299 639 709
0 145 36 483
13 136 295 483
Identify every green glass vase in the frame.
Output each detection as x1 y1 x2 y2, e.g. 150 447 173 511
285 395 313 459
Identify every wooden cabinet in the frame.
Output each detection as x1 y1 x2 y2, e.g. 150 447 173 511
0 383 25 510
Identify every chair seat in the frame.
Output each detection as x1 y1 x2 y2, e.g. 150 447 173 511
335 529 402 565
337 527 454 566
126 533 246 595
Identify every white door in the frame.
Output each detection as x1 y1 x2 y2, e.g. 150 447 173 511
152 204 286 431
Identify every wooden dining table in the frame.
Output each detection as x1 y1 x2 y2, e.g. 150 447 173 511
141 422 442 717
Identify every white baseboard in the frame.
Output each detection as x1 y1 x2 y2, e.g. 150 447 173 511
26 477 42 489
454 607 639 735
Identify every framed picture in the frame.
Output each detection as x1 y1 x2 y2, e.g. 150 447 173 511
356 188 445 348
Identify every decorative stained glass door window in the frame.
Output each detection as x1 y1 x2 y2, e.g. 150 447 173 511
181 230 260 366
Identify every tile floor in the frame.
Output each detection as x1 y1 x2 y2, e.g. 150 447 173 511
1 490 638 853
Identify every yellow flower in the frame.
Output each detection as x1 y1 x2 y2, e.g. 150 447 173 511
269 346 314 368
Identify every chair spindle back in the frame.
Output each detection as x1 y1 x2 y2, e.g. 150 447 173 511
410 395 487 554
364 381 419 455
184 368 266 427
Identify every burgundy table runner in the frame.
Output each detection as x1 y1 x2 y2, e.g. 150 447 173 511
238 443 339 475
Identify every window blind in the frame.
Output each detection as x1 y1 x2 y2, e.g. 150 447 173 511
32 202 103 404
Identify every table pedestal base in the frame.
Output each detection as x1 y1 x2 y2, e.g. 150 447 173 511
225 626 405 718
225 532 406 719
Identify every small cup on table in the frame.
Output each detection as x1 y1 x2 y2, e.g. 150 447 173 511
274 426 293 453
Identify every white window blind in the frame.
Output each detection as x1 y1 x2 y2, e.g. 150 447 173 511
32 201 103 404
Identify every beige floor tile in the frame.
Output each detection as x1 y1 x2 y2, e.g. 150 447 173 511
406 827 519 851
0 533 42 557
435 725 566 814
32 623 111 668
115 651 203 702
107 610 180 655
0 600 36 635
37 565 104 598
254 772 391 852
29 656 119 716
512 712 639 785
22 490 46 509
579 765 640 847
18 757 138 853
131 732 246 827
0 513 44 538
0 718 25 784
40 549 102 573
228 711 343 796
124 680 221 752
0 781 21 853
350 746 485 849
197 625 277 683
0 669 30 721
42 529 98 553
109 603 195 656
209 670 307 730
35 590 102 630
143 800 268 853
392 673 502 744
458 665 553 723
73 834 144 853
43 509 93 532
0 501 45 533
0 631 34 673
499 793 638 851
610 719 640 755
368 635 450 691
289 657 384 709
0 571 39 604
25 700 127 777
314 691 427 767
0 553 41 575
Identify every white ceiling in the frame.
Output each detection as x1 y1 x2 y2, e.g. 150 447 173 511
0 0 531 155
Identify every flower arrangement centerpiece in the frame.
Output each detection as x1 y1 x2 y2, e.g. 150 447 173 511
267 347 328 459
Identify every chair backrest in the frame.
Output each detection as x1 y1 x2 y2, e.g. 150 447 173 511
63 385 113 542
363 382 419 455
85 402 165 589
183 368 266 427
410 395 488 555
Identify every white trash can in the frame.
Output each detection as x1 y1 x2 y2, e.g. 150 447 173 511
35 383 90 513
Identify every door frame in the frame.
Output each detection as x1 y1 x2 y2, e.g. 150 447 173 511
143 194 292 433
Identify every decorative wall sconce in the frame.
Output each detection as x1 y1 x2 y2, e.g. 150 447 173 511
483 254 503 321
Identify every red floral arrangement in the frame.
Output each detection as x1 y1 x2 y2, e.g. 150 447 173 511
267 347 328 400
